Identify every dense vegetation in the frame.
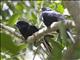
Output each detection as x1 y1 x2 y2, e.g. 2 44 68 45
0 1 80 60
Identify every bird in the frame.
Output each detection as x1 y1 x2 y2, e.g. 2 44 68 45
16 21 52 54
16 21 39 40
40 7 75 43
40 7 65 27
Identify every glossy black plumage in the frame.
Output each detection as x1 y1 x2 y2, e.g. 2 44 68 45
16 21 52 53
41 7 65 27
16 21 51 42
16 21 39 39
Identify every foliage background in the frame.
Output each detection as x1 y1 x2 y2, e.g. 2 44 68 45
0 0 80 60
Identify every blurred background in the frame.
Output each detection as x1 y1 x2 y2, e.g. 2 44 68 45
0 0 80 60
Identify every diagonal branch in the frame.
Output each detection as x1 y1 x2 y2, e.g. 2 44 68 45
0 23 24 40
0 20 75 43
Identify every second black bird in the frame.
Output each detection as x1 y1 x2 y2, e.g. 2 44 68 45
40 7 65 27
40 7 75 43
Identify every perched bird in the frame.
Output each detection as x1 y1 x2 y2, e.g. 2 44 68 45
40 7 75 43
16 21 52 53
16 21 39 39
40 7 65 27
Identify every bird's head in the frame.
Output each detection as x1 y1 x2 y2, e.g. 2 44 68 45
42 7 51 11
16 21 29 29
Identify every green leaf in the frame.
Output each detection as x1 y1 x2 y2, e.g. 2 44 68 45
56 4 64 14
7 13 21 26
48 38 63 60
7 2 16 13
0 32 22 55
15 2 25 12
74 44 80 59
31 12 37 24
58 21 70 46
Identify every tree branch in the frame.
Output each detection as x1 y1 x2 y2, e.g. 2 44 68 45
0 20 75 44
0 23 24 40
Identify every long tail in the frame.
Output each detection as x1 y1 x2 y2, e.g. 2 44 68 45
66 30 75 44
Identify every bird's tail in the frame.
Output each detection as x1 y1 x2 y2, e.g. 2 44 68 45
66 30 75 44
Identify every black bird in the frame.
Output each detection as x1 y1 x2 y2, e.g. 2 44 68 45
16 21 39 39
16 21 52 53
40 7 65 27
40 7 75 43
